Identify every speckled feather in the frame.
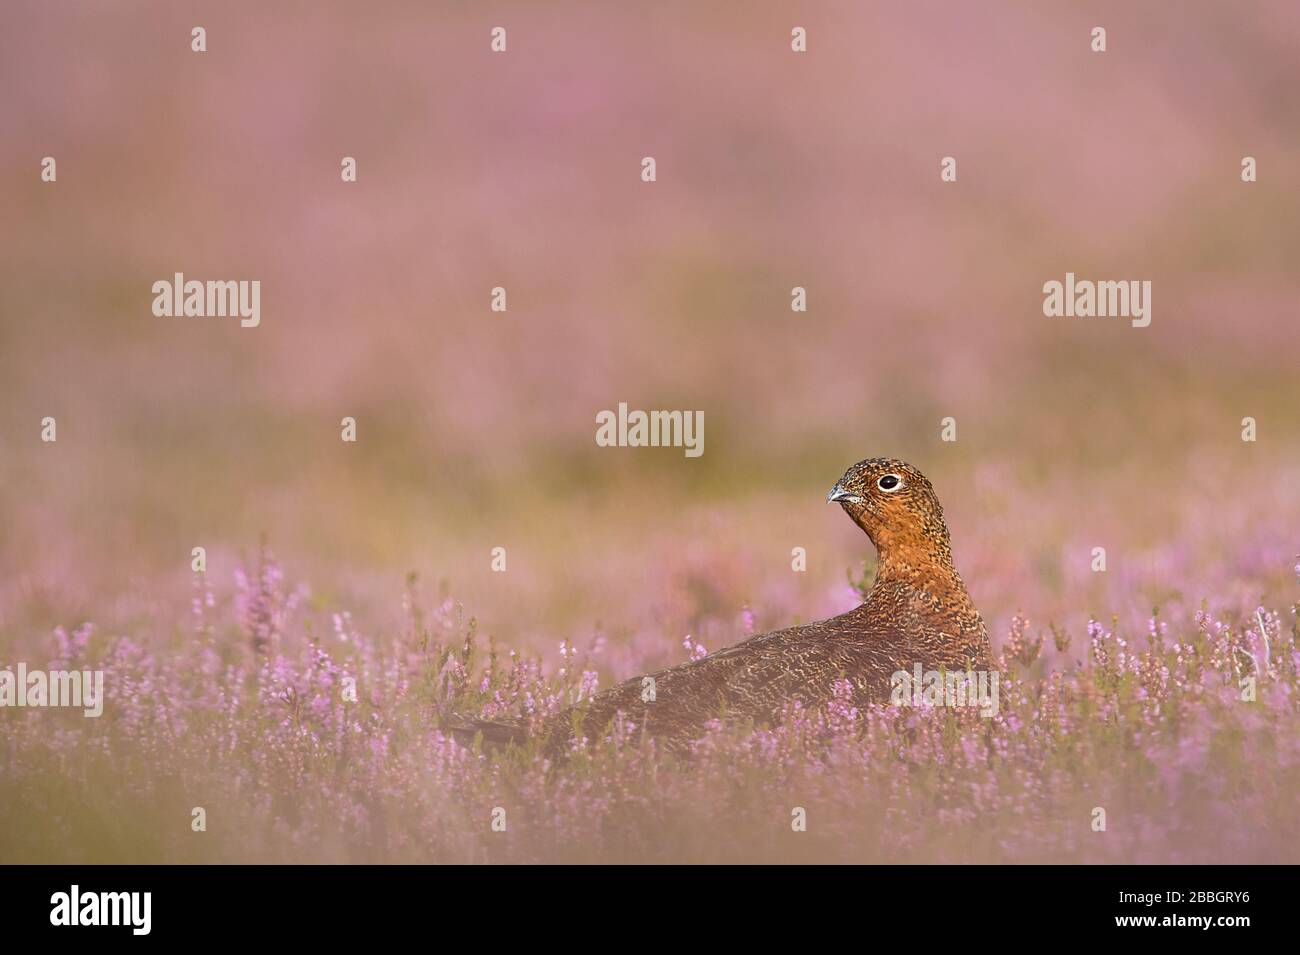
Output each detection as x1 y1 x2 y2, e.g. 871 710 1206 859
454 458 990 756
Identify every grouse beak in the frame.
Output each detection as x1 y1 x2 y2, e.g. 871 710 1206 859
827 483 862 504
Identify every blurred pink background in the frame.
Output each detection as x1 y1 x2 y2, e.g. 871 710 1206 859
2 1 1298 661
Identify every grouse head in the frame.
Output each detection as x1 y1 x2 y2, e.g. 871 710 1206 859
827 458 954 577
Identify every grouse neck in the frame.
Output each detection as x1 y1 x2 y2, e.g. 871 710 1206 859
868 548 970 600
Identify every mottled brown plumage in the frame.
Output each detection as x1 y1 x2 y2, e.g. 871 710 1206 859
456 458 989 756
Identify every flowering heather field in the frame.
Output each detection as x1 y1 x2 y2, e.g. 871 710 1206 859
2 540 1297 865
3 3 1300 868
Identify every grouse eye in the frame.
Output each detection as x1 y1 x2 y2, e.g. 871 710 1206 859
877 474 903 492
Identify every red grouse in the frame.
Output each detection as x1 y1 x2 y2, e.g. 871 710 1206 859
453 458 989 755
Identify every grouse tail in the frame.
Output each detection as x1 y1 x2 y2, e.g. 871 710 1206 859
445 716 530 751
